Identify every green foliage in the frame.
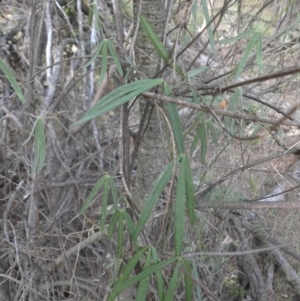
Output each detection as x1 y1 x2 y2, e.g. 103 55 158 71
133 159 174 241
167 102 185 153
201 0 215 53
136 248 152 301
217 29 253 45
190 120 207 164
224 88 242 131
184 155 195 226
22 116 46 174
33 117 46 173
164 82 185 153
163 259 181 301
175 156 186 256
108 254 177 301
80 174 119 230
140 15 185 77
235 31 261 79
85 38 123 85
182 259 194 301
71 78 163 126
0 58 25 103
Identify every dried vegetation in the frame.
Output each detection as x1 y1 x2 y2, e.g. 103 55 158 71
1 0 300 300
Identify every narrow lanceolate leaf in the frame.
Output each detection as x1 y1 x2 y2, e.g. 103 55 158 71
33 117 46 173
99 176 110 230
107 39 123 76
217 29 253 44
175 158 186 256
117 210 124 258
200 121 207 164
190 123 201 156
98 39 108 85
110 257 177 301
80 176 106 214
192 121 208 164
152 247 164 301
235 32 257 79
136 248 152 301
133 160 174 241
192 260 203 300
163 260 181 301
71 78 163 127
187 66 208 80
202 0 215 53
167 103 184 153
108 210 119 240
108 247 148 301
182 259 194 301
183 156 195 226
140 15 169 60
225 88 242 131
84 38 104 67
109 176 119 209
0 58 25 103
122 210 138 249
207 119 218 146
140 15 185 77
256 31 263 72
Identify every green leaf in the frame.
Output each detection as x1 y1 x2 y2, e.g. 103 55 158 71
71 79 163 127
163 260 181 301
175 158 186 256
256 31 263 72
202 0 215 53
136 248 152 301
109 176 119 209
117 210 124 258
108 258 123 288
140 15 185 77
207 119 218 146
107 39 123 76
235 32 258 79
200 122 207 164
99 176 109 230
117 247 148 283
190 124 201 156
122 210 137 249
108 210 119 240
191 88 201 104
182 259 194 301
33 117 46 173
140 15 169 60
152 247 164 300
80 176 106 214
133 160 174 241
89 3 102 32
192 121 207 164
109 257 177 300
167 103 184 153
0 58 25 103
84 39 104 68
225 88 242 131
98 39 108 85
187 66 208 79
217 29 253 44
192 260 203 299
108 247 149 301
183 156 195 226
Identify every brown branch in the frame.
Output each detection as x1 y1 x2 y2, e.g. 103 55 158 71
143 92 300 127
221 66 300 92
196 200 300 210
